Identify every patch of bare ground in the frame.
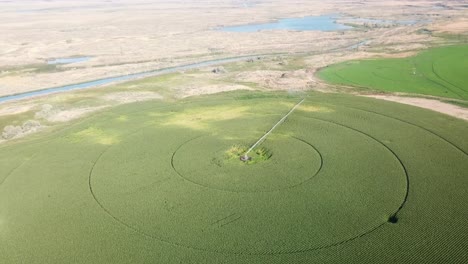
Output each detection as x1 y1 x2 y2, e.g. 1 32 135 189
234 70 315 91
36 91 163 122
177 84 253 98
1 120 43 140
0 104 34 116
0 91 164 143
306 50 419 71
431 18 468 34
364 95 468 121
42 106 109 123
102 91 162 104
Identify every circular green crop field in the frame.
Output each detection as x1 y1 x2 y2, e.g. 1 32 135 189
1 91 467 263
318 45 468 100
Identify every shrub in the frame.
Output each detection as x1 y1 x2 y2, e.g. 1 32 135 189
2 125 22 139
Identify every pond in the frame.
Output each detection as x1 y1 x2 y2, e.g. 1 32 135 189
220 15 352 32
47 56 92 65
219 14 426 32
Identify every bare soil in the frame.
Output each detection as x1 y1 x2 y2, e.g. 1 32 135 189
235 70 314 91
43 106 109 123
431 18 468 34
102 91 163 103
178 84 253 98
364 95 468 121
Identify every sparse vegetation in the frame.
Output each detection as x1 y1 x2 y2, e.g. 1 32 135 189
225 144 248 159
1 119 41 139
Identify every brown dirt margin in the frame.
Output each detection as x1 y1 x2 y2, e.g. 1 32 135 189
363 95 468 121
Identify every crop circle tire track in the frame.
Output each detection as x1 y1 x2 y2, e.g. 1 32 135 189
341 105 468 157
87 144 219 255
88 109 410 255
294 115 410 216
410 60 464 99
83 95 468 255
5 88 466 260
431 61 468 94
170 135 324 193
0 153 39 189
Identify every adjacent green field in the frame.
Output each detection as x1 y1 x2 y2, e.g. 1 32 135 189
318 45 468 100
1 91 467 263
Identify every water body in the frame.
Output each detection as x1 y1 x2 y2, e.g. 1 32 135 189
220 15 424 32
220 15 352 32
47 57 92 65
0 56 260 104
239 0 257 8
0 37 372 104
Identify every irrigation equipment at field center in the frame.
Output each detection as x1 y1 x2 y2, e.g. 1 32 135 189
241 98 305 161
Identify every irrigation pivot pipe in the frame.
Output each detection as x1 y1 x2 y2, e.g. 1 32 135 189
242 98 305 161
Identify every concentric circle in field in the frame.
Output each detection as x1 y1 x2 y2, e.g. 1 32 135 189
89 111 408 254
3 92 468 263
172 136 322 192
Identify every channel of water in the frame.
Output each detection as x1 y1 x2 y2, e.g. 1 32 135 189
0 55 260 104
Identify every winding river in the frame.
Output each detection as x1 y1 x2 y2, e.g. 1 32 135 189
0 39 370 104
0 55 261 104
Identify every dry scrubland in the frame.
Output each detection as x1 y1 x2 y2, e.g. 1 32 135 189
0 0 467 95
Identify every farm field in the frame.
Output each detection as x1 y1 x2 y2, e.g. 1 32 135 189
318 45 468 100
1 91 467 263
1 0 468 262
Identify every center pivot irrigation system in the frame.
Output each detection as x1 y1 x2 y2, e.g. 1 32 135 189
241 98 305 161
